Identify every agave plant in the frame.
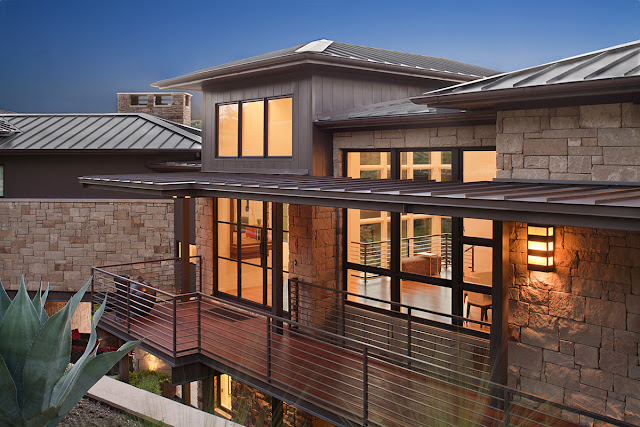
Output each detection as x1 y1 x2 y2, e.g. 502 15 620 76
0 276 140 426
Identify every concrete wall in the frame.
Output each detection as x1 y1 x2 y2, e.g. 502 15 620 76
332 125 497 176
507 223 640 424
496 103 640 182
0 199 174 292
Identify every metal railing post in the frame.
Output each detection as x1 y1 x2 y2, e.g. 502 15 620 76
126 280 131 334
267 317 272 383
172 297 177 359
197 293 202 352
407 307 412 361
502 389 511 425
363 347 369 426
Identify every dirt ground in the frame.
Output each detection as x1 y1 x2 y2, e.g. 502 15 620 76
59 398 145 426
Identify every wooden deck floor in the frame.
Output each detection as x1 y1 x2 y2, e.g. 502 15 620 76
100 299 574 427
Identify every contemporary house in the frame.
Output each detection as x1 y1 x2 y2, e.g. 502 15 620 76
80 39 640 426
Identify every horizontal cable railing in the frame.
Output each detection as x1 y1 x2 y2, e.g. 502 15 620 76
91 263 632 427
287 278 491 381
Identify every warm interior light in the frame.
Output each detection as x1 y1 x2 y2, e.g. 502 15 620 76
527 224 554 271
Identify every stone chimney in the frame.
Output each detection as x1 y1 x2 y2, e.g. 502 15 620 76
117 92 192 125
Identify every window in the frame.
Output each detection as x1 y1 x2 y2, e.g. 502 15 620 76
217 96 292 158
345 148 497 334
130 95 147 106
217 374 232 412
154 95 172 106
0 165 3 197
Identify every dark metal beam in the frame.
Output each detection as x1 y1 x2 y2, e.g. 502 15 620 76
489 221 509 408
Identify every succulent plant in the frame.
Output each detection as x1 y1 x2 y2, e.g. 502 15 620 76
0 276 140 426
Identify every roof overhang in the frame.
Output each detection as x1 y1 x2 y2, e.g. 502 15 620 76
79 172 640 232
152 54 479 91
412 76 640 110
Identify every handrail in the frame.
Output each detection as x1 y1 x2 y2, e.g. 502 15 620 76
171 290 633 426
92 266 177 299
91 265 633 427
288 277 490 329
97 255 201 269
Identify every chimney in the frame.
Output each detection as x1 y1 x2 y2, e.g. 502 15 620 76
117 92 192 125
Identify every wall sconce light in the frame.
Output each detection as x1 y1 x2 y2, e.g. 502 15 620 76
528 224 554 271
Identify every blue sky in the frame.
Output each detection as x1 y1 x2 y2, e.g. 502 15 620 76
1 0 638 119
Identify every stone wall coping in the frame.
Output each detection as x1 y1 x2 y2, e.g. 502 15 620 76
0 198 173 203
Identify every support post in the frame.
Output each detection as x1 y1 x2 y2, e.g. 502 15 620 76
182 383 192 407
182 196 191 294
118 339 129 384
271 396 283 427
390 212 401 311
201 373 215 414
490 221 509 409
272 202 284 334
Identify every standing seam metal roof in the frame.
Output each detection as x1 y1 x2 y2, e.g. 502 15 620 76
417 39 640 99
152 40 500 88
0 113 201 151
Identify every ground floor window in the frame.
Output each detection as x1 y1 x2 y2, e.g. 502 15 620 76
214 198 289 307
345 210 495 334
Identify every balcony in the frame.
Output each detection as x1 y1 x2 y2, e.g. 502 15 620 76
92 258 624 427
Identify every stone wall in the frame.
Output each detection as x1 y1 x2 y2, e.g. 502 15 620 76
332 125 497 177
496 103 640 182
507 223 640 424
117 92 192 125
0 199 174 292
195 197 214 295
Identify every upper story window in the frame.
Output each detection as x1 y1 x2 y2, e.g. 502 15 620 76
217 96 293 158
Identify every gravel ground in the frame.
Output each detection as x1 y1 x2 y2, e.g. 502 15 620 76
59 398 145 426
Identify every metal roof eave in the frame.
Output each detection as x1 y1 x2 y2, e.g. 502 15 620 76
79 175 640 232
412 75 640 110
152 54 479 91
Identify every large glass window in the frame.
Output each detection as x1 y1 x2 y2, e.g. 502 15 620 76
217 96 292 158
241 101 264 156
344 148 497 335
267 97 293 156
215 198 288 307
218 104 238 157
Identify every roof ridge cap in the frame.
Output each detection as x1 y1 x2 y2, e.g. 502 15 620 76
294 39 333 53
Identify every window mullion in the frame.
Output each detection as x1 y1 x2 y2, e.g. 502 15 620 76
237 102 243 158
263 98 269 157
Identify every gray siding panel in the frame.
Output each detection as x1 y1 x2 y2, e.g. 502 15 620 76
201 73 313 174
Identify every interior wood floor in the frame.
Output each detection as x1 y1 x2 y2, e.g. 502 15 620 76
101 299 573 427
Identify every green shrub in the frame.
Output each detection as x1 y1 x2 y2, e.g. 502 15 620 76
129 370 170 396
0 276 140 426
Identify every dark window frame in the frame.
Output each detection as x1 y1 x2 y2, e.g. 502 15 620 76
213 197 289 309
215 95 293 159
342 147 497 336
